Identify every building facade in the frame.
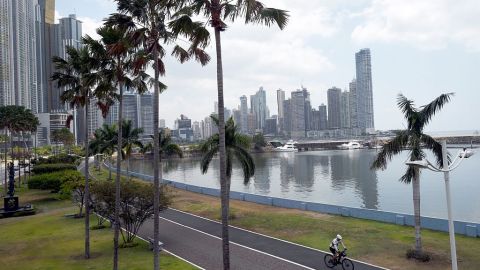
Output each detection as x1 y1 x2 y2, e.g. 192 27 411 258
355 48 375 133
327 87 342 129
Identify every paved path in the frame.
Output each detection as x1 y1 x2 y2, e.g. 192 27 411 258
137 208 388 270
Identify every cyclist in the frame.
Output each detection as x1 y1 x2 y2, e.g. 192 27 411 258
329 234 347 262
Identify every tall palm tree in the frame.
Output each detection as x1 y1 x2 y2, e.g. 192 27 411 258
200 115 255 186
52 44 111 259
85 25 149 269
172 2 288 267
371 93 453 257
106 1 210 268
120 119 143 179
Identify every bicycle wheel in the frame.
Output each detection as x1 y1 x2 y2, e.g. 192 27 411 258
324 254 336 268
341 258 354 270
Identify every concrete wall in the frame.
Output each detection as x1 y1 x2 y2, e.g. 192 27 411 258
106 164 479 237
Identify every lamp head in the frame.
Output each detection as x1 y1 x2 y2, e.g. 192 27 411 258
405 159 429 169
459 149 474 159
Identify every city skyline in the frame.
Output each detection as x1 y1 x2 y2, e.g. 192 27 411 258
53 0 480 133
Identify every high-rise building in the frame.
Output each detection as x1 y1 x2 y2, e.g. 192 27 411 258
291 90 306 137
276 89 285 133
122 91 139 128
240 95 248 133
349 79 357 128
232 109 241 127
282 99 292 136
302 87 312 132
159 119 166 128
87 97 104 137
264 117 277 135
0 0 41 111
327 87 342 129
138 92 153 139
250 87 268 131
318 104 328 130
355 48 374 132
341 91 351 128
174 114 193 141
192 121 201 140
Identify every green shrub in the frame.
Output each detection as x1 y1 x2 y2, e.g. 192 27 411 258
34 154 80 165
28 170 83 193
32 163 77 174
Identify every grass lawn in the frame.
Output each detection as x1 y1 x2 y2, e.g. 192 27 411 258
0 188 197 270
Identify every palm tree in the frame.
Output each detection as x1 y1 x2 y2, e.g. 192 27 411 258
90 124 118 180
172 2 288 267
51 43 111 259
151 130 183 159
85 25 149 269
200 115 255 186
106 2 210 268
120 119 143 179
371 93 453 257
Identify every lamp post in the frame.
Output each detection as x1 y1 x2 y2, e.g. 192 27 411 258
406 139 474 270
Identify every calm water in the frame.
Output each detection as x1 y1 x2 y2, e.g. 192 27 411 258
127 148 480 222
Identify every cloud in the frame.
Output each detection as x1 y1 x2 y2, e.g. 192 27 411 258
78 16 103 40
351 0 480 52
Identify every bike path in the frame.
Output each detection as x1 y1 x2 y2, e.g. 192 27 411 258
151 208 388 270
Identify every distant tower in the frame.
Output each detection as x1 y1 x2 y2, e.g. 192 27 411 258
290 90 306 137
327 87 342 129
276 89 285 133
355 48 374 132
341 91 351 128
240 95 248 133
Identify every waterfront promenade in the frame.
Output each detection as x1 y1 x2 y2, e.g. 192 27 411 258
138 208 386 270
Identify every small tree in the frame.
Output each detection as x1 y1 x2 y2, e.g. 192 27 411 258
90 179 171 245
61 173 87 217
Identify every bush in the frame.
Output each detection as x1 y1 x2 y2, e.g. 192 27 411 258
406 249 431 262
34 154 80 165
28 170 83 193
32 163 77 174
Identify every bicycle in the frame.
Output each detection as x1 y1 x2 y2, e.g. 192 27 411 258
324 248 354 270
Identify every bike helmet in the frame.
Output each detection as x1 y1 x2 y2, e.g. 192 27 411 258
336 234 342 240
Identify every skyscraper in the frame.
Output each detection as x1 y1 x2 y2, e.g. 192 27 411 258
318 104 328 130
250 87 268 131
302 87 312 132
138 92 153 139
282 99 291 136
355 48 374 132
290 90 306 137
349 79 357 128
341 91 351 128
0 0 41 111
240 95 248 133
276 89 285 133
327 87 342 129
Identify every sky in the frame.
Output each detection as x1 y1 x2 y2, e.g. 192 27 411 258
56 0 480 132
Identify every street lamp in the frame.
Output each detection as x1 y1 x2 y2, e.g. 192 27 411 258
405 140 474 270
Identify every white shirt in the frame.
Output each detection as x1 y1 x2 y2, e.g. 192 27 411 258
330 238 345 251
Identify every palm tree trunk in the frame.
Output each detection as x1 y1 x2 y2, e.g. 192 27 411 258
152 45 161 270
109 156 112 180
4 129 8 195
84 98 91 259
113 81 124 270
214 27 230 270
412 168 422 255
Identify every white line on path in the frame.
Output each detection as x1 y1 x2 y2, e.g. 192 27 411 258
168 208 390 270
159 216 316 270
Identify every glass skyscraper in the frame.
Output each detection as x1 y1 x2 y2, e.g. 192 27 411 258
355 48 375 133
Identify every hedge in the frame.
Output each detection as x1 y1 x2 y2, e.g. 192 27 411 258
28 170 84 192
32 163 77 174
34 154 80 165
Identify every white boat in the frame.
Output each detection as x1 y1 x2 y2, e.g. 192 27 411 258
274 140 298 152
338 141 363 150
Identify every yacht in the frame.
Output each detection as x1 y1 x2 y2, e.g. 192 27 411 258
338 141 363 150
274 140 298 152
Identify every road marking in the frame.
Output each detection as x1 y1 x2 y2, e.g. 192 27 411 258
159 216 315 270
168 208 390 270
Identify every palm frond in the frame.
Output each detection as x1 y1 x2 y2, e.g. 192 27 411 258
200 146 218 175
232 145 255 182
420 134 448 168
397 94 417 124
371 130 410 170
419 93 454 127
